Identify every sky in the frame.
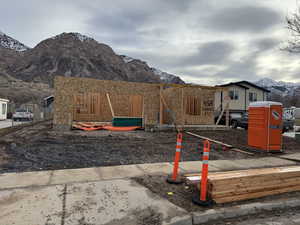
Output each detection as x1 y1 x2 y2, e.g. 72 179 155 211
1 0 300 85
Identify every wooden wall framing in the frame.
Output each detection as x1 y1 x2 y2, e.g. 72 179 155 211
73 93 143 122
53 76 223 130
161 86 215 125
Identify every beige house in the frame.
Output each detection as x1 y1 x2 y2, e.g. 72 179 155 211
215 81 270 115
0 98 9 120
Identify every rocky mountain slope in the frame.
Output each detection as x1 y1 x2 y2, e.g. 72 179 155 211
255 78 300 97
0 31 29 52
120 55 184 84
0 31 184 106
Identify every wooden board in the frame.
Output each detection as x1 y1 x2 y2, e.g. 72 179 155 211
214 184 300 203
185 131 233 148
186 166 300 204
212 178 300 198
185 166 300 180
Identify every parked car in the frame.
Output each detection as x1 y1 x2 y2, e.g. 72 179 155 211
12 109 33 121
214 113 232 125
231 112 294 133
231 112 248 129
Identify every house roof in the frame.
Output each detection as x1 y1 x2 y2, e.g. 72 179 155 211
0 98 9 102
43 95 54 100
218 81 270 93
217 82 249 90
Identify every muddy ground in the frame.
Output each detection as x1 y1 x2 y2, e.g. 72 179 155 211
0 121 299 173
133 175 300 212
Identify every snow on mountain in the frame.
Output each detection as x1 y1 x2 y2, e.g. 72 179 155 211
256 78 300 88
120 55 184 84
0 31 29 51
51 32 94 42
120 55 135 63
255 78 300 97
151 68 184 84
256 78 280 87
151 68 173 81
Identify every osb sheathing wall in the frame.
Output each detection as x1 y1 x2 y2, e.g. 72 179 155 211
162 87 184 125
162 87 215 125
53 76 160 130
184 88 215 125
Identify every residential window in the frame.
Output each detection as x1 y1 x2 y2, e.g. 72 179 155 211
249 92 257 102
229 89 239 100
2 103 6 115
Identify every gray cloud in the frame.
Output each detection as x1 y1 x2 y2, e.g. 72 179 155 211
254 38 280 51
183 41 235 66
207 6 281 33
85 0 195 48
0 0 299 84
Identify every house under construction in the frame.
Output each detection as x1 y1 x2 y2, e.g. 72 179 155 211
53 76 226 130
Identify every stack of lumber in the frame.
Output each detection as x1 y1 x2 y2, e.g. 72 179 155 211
185 166 300 204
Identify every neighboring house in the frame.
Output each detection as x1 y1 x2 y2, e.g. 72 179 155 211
215 81 270 116
0 98 9 120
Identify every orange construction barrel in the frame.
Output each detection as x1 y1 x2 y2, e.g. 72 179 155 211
248 101 283 152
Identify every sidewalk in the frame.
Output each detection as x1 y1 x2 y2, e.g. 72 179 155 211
0 156 297 190
0 156 299 225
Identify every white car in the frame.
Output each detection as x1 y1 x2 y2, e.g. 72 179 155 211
12 109 33 121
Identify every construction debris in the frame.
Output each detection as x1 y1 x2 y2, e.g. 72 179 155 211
72 122 111 131
186 166 300 204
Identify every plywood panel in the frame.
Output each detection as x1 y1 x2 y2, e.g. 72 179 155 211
129 95 143 117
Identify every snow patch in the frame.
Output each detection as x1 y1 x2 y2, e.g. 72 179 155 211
120 55 135 63
256 78 300 88
51 32 94 42
120 55 184 84
151 67 183 83
0 31 29 51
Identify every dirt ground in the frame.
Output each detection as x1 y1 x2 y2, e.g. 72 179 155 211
0 121 299 173
133 174 300 212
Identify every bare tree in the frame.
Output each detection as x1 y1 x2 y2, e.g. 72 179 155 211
285 5 300 52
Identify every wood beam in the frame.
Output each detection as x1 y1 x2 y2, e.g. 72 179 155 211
106 93 115 117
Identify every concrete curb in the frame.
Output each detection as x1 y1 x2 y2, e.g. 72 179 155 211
192 199 300 224
164 215 193 225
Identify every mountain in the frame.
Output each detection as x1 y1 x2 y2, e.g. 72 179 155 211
6 32 184 86
255 78 300 88
0 32 184 106
255 78 300 97
120 55 184 84
0 31 29 51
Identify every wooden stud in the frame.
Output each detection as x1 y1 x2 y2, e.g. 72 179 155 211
160 84 163 125
106 93 115 117
181 87 184 126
